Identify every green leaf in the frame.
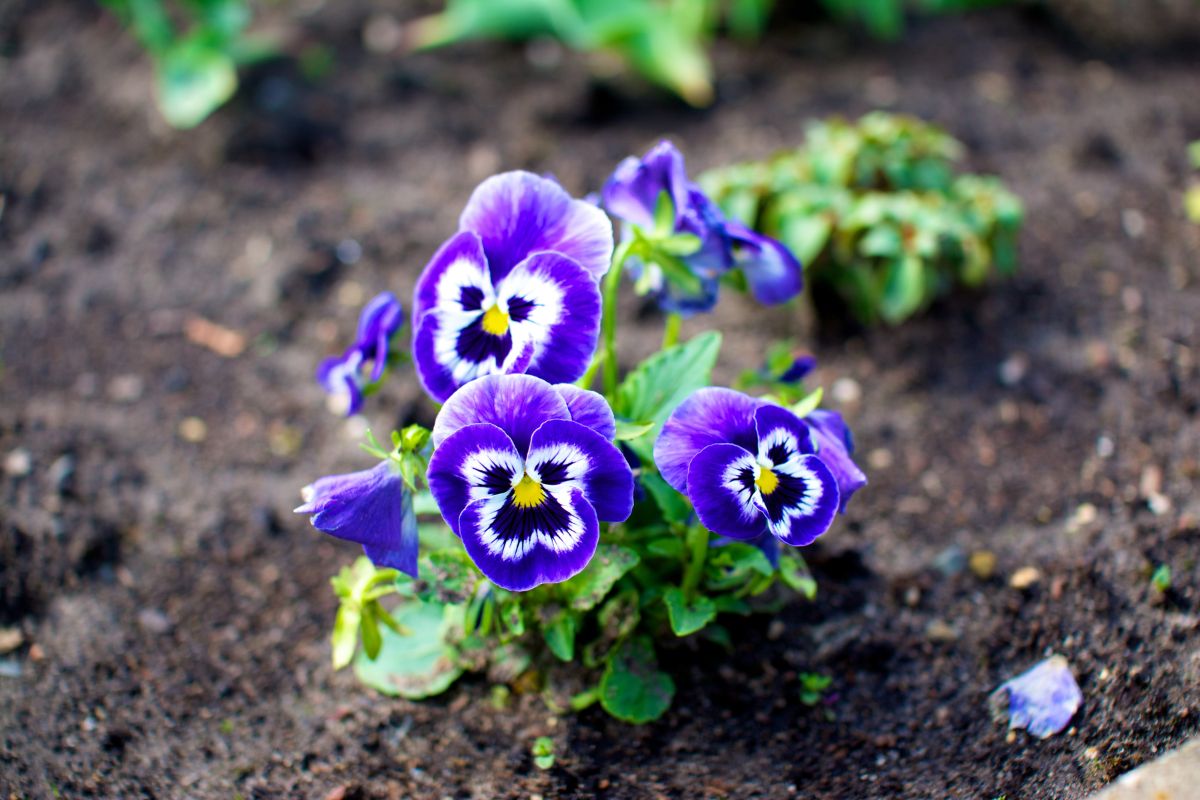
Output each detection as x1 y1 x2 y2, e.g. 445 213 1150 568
1189 140 1200 171
790 386 824 419
360 603 383 660
599 636 675 723
563 544 640 612
779 552 818 600
879 254 926 324
640 472 692 525
615 331 722 459
657 233 703 256
859 224 903 258
500 598 525 637
542 609 578 661
155 39 237 128
583 589 641 668
645 536 685 561
353 602 464 699
662 587 717 636
613 419 655 442
709 541 774 577
331 604 361 670
1187 185 1200 224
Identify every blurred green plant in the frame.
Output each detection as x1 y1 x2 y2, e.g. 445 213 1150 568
100 0 271 127
701 112 1024 325
404 0 1016 106
1186 141 1200 224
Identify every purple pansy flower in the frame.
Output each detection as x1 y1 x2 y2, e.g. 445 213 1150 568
990 656 1082 738
295 459 419 578
653 388 865 547
317 292 405 416
426 374 633 592
412 172 614 402
602 141 802 315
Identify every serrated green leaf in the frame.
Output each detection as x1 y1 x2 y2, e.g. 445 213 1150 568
563 544 640 611
543 609 578 661
599 636 675 723
640 471 693 525
353 602 464 698
663 587 716 636
709 541 775 577
613 419 655 442
780 552 818 600
615 331 722 459
331 604 361 670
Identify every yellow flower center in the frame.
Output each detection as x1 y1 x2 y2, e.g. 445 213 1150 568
481 304 510 336
511 473 546 508
755 466 780 496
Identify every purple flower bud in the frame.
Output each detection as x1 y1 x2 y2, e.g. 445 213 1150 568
317 292 405 416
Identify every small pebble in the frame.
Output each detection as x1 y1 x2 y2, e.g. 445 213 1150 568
0 659 23 679
1010 566 1041 590
1121 208 1146 239
335 239 362 266
108 374 145 403
4 448 32 477
867 448 893 470
137 608 173 635
0 627 24 654
932 546 967 577
179 417 208 443
999 353 1029 386
48 454 75 494
925 620 958 642
969 551 997 579
831 377 862 405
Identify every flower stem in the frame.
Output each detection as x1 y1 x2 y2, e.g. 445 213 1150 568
662 313 682 349
602 242 630 398
681 523 709 599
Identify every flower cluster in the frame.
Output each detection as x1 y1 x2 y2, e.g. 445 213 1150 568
295 142 866 722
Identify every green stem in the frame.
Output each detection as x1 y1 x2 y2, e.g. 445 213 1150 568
680 524 709 599
662 313 682 349
601 243 631 398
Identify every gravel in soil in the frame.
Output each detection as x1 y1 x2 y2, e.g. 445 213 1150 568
1 2 1199 798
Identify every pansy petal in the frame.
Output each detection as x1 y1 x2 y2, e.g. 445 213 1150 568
499 252 601 387
654 388 764 492
459 171 614 283
356 291 405 382
431 373 570 453
807 409 867 512
554 384 616 440
427 423 522 536
726 221 804 306
686 443 767 541
459 485 599 592
316 350 365 416
758 454 839 547
602 141 689 230
414 310 523 403
753 404 817 466
991 656 1082 739
295 461 418 577
412 230 491 326
528 419 634 523
362 491 419 577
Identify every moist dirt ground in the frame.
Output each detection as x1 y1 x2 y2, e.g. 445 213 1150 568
2 2 1199 798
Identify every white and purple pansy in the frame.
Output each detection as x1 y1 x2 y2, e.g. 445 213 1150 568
295 459 419 578
426 374 633 591
654 388 865 547
602 140 803 315
317 292 405 416
412 172 614 402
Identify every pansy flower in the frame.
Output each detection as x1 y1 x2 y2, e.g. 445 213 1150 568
654 388 865 546
317 292 405 415
412 172 614 402
602 141 803 316
426 374 633 591
296 459 419 578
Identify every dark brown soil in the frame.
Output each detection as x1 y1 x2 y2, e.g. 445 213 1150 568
2 2 1199 798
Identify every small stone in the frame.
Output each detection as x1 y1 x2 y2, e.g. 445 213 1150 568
1121 208 1146 239
48 454 75 494
335 239 362 266
0 628 24 654
178 417 208 443
363 13 402 53
932 546 967 577
767 620 785 640
1010 566 1042 590
831 377 862 405
108 374 145 403
999 353 1029 386
28 643 44 661
0 659 23 679
137 608 173 635
867 448 893 470
4 448 32 477
925 620 958 642
969 551 997 579
1096 435 1114 458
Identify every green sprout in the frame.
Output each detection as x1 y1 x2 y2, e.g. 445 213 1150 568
799 672 833 705
1151 564 1172 593
532 736 556 770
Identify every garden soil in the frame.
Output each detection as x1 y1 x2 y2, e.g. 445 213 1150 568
2 2 1199 798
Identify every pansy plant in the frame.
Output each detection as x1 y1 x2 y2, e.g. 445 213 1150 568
296 144 866 724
